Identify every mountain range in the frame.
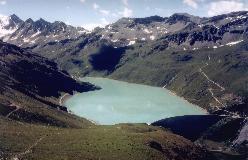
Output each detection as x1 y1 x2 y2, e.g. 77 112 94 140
0 11 248 159
1 12 248 49
2 12 247 114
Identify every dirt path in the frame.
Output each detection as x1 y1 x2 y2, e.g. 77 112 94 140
6 103 21 118
208 88 239 117
208 88 226 109
199 62 226 106
11 136 45 160
163 75 177 88
200 69 225 91
199 61 225 91
198 63 241 117
59 93 70 105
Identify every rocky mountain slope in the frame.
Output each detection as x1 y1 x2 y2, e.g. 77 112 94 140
0 40 98 127
95 11 248 49
3 11 248 50
0 14 22 40
152 115 247 159
0 14 88 48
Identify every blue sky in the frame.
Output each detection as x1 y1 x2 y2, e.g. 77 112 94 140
0 0 248 30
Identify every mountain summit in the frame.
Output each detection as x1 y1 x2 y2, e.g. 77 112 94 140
0 14 88 47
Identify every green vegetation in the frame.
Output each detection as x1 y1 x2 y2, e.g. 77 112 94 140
107 40 248 115
0 118 207 160
36 36 248 116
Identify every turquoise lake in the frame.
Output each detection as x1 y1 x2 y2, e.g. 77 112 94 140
65 77 207 125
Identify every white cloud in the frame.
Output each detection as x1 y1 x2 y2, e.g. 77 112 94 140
92 3 110 16
99 9 110 16
82 23 101 31
183 0 198 9
0 0 6 5
93 3 99 10
208 0 248 16
81 18 109 31
80 0 86 3
118 7 133 17
155 8 164 12
122 0 128 6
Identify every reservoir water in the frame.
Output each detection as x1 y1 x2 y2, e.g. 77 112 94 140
65 77 206 125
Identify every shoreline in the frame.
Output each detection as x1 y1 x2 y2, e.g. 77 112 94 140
59 92 100 125
165 88 208 114
59 93 72 106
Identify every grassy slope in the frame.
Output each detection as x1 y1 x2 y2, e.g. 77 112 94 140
0 118 208 160
0 89 93 128
107 40 248 114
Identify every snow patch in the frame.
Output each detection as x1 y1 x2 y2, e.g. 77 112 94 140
128 40 135 46
10 36 18 40
237 15 247 19
111 39 119 43
23 38 30 43
30 31 41 38
107 25 112 30
226 40 243 46
150 35 155 40
0 15 18 38
225 17 233 20
144 28 151 34
78 30 91 34
213 25 219 29
30 39 37 44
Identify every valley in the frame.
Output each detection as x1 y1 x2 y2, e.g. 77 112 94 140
0 31 210 160
0 10 248 160
3 11 247 115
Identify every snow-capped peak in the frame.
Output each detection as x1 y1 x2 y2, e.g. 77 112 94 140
0 15 10 26
0 14 19 38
